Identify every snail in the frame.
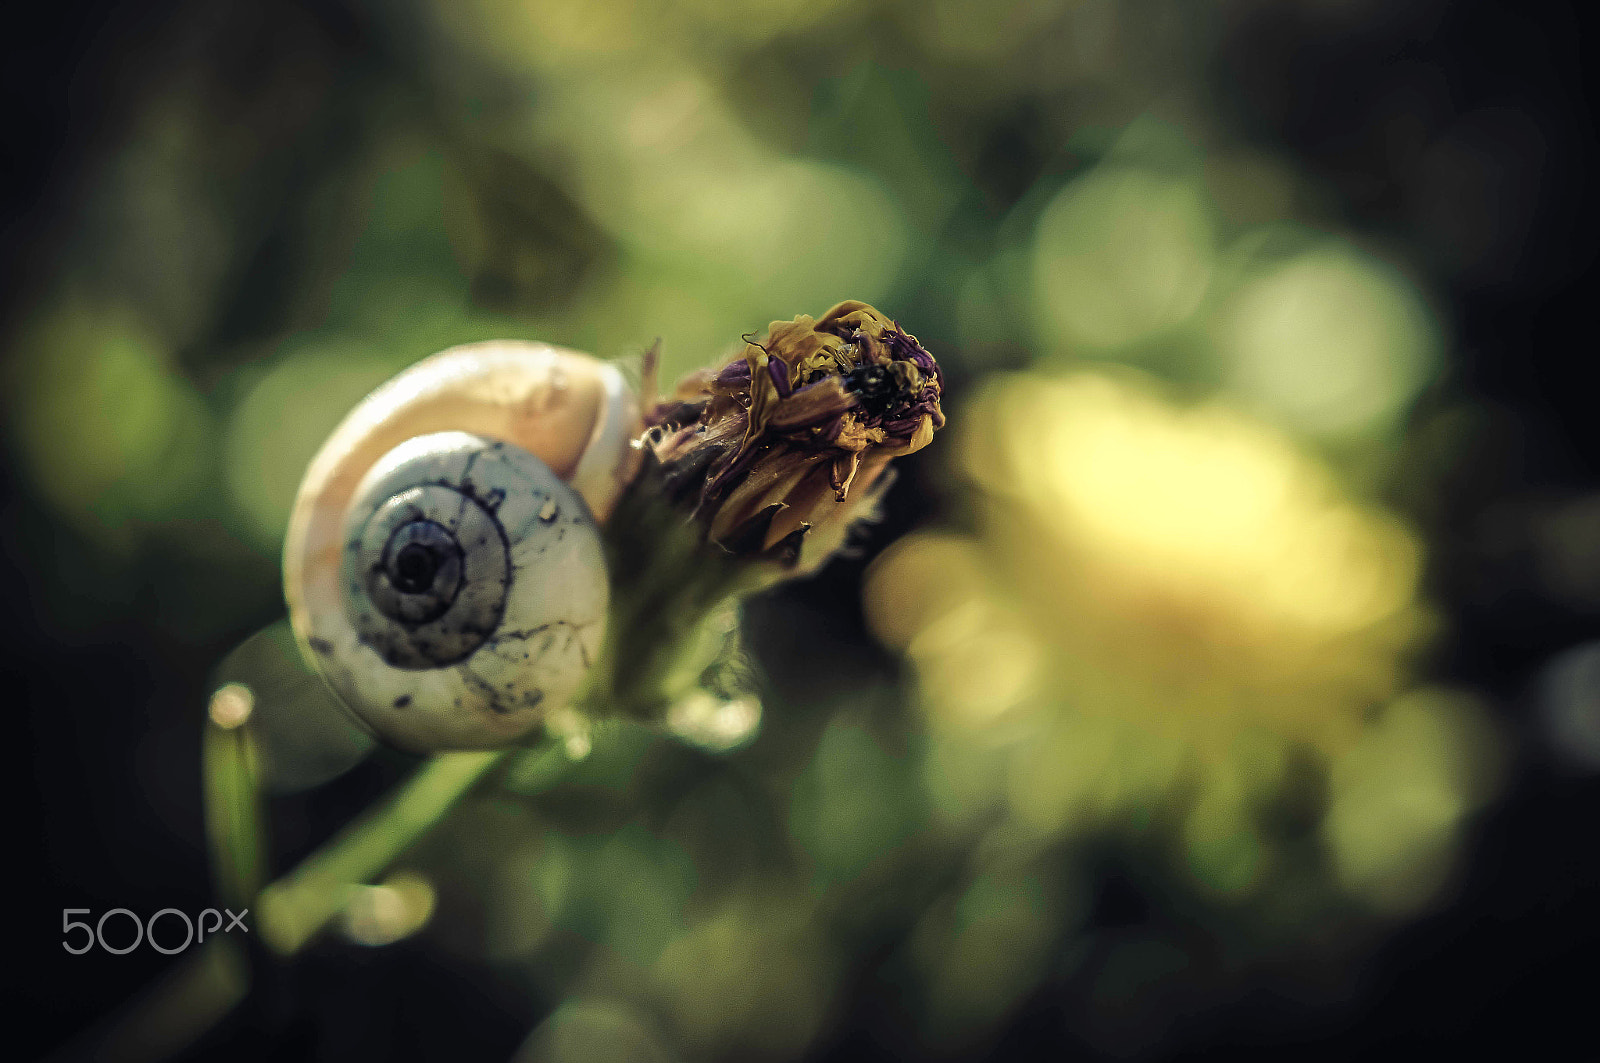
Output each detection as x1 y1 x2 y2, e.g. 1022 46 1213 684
283 341 640 753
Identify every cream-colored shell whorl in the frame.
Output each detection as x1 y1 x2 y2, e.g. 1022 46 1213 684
283 341 640 751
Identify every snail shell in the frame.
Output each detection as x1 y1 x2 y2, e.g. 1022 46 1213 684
283 341 640 752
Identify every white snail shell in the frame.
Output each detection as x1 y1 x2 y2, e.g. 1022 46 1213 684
283 341 640 752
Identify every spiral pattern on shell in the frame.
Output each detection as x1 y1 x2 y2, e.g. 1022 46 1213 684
284 342 637 752
305 432 608 750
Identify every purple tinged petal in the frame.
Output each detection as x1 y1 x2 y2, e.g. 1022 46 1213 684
767 356 791 398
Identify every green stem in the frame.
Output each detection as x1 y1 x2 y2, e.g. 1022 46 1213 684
201 718 267 911
256 748 507 954
64 746 509 1063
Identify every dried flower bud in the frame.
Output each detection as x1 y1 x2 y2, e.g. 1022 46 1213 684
588 302 945 722
639 300 946 571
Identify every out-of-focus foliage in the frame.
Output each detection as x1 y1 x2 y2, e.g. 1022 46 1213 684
2 0 1530 1059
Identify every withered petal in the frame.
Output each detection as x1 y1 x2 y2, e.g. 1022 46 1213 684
642 300 943 571
765 378 855 432
719 501 788 556
831 451 861 501
815 300 876 337
743 345 779 434
766 356 792 398
708 448 828 544
763 462 838 548
764 524 810 568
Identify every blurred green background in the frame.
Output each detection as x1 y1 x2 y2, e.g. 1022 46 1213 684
5 0 1597 1060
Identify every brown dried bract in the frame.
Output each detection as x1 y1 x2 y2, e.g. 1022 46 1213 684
639 301 945 569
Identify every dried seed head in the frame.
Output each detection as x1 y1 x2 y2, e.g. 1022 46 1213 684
588 303 946 723
640 300 946 571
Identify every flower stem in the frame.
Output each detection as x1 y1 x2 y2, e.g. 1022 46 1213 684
201 713 267 912
256 748 506 954
65 745 509 1063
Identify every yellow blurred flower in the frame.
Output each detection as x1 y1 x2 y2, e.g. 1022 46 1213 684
874 369 1426 755
867 369 1495 907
